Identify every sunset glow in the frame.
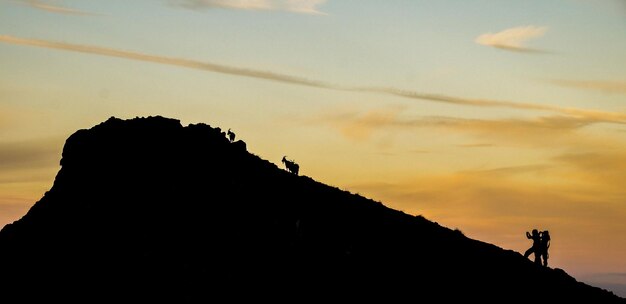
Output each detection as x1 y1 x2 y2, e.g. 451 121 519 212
1 0 625 296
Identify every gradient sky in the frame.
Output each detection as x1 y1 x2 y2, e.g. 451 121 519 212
1 0 626 296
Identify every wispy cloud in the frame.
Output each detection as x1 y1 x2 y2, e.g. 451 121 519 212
12 0 97 16
170 0 328 15
553 152 626 190
0 138 62 170
351 87 626 125
314 106 620 149
457 143 495 148
442 115 596 131
314 107 406 141
2 35 626 126
475 25 548 53
349 170 624 223
460 164 552 177
0 137 63 230
324 109 600 133
551 79 626 95
0 35 339 89
402 115 621 149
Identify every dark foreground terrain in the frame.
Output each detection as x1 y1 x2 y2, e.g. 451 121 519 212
1 116 623 302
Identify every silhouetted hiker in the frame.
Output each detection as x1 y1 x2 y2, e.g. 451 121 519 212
540 230 551 267
227 128 236 143
281 156 299 175
524 229 542 265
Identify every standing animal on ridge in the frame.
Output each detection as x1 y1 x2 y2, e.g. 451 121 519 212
282 156 299 175
227 128 236 143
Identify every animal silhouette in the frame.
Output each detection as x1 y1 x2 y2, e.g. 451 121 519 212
227 128 236 143
282 156 299 175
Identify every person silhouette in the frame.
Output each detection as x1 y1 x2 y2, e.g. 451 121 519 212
540 230 550 267
523 229 542 265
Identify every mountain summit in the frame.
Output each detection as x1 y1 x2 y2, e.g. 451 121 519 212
1 116 623 302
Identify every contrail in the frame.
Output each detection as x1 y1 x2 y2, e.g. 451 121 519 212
2 35 625 124
12 0 97 16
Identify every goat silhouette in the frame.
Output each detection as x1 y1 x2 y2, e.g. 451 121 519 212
227 128 236 143
282 156 299 175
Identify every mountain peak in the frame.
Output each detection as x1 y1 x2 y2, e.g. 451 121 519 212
1 116 623 302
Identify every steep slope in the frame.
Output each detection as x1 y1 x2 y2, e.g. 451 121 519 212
0 116 623 302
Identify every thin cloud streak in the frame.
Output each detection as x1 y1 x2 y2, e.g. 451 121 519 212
404 116 605 148
482 44 550 54
457 143 494 148
349 171 625 222
315 107 619 148
353 87 626 124
553 152 626 191
551 79 626 95
322 108 617 132
13 0 97 16
2 35 625 126
475 25 548 53
170 0 328 15
0 138 62 170
460 164 552 177
0 35 339 89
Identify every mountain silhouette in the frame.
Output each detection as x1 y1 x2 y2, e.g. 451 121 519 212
0 116 624 302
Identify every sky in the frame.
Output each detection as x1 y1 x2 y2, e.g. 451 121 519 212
1 0 626 296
